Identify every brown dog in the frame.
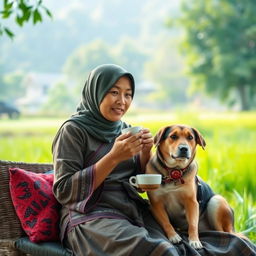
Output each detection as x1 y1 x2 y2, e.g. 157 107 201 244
146 125 235 249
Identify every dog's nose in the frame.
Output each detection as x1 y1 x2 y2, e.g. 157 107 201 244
179 145 188 153
177 145 189 158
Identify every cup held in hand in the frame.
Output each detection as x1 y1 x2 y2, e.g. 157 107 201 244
121 126 142 135
129 174 162 191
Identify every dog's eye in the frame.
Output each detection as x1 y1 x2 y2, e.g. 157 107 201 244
170 135 178 140
188 135 194 140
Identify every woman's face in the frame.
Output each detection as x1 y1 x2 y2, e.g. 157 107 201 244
99 76 133 122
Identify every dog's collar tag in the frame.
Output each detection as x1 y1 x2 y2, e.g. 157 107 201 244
170 170 182 180
162 169 185 185
170 170 185 184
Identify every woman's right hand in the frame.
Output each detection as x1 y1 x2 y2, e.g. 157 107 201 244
108 132 143 163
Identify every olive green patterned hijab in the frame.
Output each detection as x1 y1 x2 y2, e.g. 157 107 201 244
69 64 135 143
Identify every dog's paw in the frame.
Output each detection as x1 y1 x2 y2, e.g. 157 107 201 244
189 239 203 249
168 233 182 244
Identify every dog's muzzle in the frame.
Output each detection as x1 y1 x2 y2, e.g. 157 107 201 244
176 144 190 159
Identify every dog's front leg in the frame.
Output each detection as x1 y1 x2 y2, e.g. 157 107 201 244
149 197 182 244
183 197 203 249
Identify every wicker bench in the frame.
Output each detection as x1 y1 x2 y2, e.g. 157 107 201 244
0 160 71 256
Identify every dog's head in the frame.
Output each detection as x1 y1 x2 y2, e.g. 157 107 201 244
154 125 206 168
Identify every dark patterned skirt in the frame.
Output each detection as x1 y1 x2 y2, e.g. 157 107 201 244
64 209 256 256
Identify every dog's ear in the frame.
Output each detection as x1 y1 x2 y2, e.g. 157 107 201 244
192 128 206 149
154 126 172 147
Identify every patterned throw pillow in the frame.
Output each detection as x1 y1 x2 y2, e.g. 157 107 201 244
9 168 60 242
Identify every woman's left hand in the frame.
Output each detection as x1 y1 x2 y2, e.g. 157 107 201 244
140 128 153 155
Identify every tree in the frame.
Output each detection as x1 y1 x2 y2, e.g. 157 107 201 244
41 82 77 115
0 0 52 38
63 39 117 86
61 39 117 102
144 37 189 108
63 38 147 92
112 37 148 83
176 0 256 110
0 70 25 101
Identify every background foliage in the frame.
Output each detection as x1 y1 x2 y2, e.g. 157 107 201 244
0 0 52 38
176 0 256 110
1 1 256 112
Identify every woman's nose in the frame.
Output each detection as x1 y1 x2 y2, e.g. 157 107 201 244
117 94 125 104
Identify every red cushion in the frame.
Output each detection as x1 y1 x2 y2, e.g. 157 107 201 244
9 168 60 242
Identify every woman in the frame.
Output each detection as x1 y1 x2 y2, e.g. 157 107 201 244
52 64 256 256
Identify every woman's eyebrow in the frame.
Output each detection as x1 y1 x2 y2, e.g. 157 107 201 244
112 85 132 91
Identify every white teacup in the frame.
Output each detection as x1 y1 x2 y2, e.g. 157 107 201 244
129 174 162 190
121 126 142 135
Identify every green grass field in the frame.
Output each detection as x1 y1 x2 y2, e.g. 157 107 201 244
0 111 255 241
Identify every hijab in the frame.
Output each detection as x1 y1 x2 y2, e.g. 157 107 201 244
60 64 135 143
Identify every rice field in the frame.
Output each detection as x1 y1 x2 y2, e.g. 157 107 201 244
0 111 255 241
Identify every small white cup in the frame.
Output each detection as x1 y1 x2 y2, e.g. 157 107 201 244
121 126 142 135
129 174 162 191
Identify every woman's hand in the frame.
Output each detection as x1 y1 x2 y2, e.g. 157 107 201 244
140 128 153 155
139 128 153 172
94 132 142 190
108 132 143 163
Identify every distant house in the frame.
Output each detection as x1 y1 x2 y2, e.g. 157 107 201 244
17 72 64 113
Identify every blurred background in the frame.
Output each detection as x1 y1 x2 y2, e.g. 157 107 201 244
1 0 255 115
0 0 256 240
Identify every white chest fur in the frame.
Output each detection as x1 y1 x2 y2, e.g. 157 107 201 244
155 183 186 215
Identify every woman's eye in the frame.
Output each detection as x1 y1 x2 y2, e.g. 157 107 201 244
125 93 132 98
110 91 118 95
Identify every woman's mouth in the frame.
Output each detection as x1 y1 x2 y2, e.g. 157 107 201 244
112 107 124 115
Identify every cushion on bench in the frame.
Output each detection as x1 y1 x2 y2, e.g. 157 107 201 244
9 167 60 242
